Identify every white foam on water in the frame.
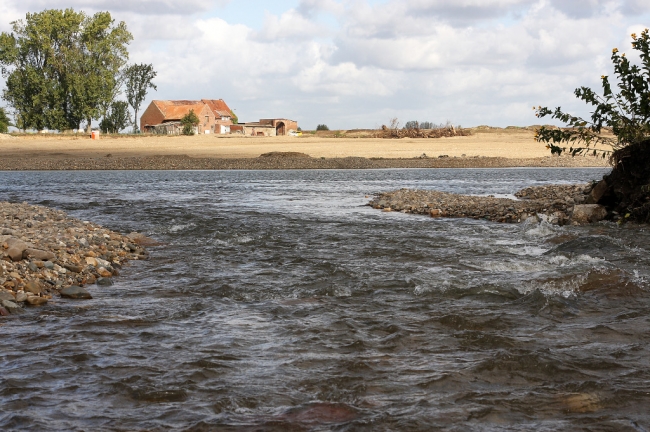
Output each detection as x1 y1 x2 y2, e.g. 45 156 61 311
169 223 195 233
461 259 552 273
548 254 606 266
524 222 557 238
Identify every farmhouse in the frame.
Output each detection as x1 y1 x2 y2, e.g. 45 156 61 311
140 99 234 134
140 99 298 136
230 119 299 136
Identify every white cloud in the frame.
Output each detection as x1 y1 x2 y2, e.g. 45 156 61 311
2 0 650 128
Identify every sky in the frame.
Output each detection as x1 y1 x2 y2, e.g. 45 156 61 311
1 0 650 129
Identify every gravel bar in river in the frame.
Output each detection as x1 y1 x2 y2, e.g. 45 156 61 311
369 183 613 225
0 201 150 316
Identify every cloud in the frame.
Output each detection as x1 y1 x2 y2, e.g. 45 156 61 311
251 9 329 42
1 0 230 16
1 0 649 129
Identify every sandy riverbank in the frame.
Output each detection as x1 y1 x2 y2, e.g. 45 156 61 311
0 128 610 169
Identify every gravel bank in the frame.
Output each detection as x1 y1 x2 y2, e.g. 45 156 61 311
0 201 151 316
369 184 613 225
0 154 609 170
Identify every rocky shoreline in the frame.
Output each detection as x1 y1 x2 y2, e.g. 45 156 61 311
1 201 151 316
369 183 614 225
0 154 609 170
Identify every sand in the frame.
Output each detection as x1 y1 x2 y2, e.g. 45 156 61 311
0 129 611 169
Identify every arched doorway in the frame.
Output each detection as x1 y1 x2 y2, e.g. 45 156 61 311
276 121 286 136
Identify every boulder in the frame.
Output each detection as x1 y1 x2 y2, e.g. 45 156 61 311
572 204 608 224
26 295 48 306
586 180 608 204
0 291 15 301
15 291 27 302
97 277 113 286
24 280 42 295
1 299 21 313
63 264 83 273
23 248 56 261
60 286 92 299
127 232 159 246
97 267 112 278
5 237 34 262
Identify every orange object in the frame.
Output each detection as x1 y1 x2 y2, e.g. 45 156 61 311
91 131 100 140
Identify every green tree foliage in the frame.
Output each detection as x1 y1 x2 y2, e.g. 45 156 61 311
535 29 650 159
181 109 199 136
124 63 156 132
0 107 12 133
230 110 238 124
99 100 130 133
404 121 437 129
316 124 329 131
0 9 132 132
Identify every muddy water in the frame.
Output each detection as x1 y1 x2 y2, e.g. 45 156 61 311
1 168 650 431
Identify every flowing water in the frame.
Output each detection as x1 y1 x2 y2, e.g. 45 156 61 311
1 168 650 431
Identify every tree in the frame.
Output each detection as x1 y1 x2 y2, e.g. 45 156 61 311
124 63 157 132
0 107 12 133
535 29 650 222
99 100 130 133
0 9 132 132
316 124 329 131
181 109 199 135
230 110 238 125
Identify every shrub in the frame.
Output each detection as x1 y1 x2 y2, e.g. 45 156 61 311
535 29 650 222
0 107 11 133
535 30 650 158
181 109 200 135
316 124 329 131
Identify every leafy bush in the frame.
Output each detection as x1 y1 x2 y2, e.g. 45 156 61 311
535 29 650 159
99 101 130 134
0 107 11 133
181 109 200 136
316 124 329 131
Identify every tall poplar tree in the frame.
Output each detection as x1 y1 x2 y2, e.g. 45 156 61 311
124 63 157 132
0 9 132 131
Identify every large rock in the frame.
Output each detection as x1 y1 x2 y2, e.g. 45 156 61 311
23 248 56 261
572 204 608 224
26 295 48 306
5 237 34 262
1 299 21 313
586 180 608 204
60 286 92 299
24 280 42 295
0 291 15 301
127 232 159 246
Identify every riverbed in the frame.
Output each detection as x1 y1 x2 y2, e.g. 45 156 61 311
2 168 650 431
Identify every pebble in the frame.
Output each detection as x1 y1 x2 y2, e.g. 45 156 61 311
0 201 150 316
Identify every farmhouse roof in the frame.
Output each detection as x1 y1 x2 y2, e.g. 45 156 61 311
202 99 233 117
152 100 207 121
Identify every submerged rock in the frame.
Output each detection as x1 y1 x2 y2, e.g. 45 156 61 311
60 286 92 300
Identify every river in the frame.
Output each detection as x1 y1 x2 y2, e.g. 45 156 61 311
2 168 650 431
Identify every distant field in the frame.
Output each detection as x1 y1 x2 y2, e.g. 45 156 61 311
0 127 603 161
